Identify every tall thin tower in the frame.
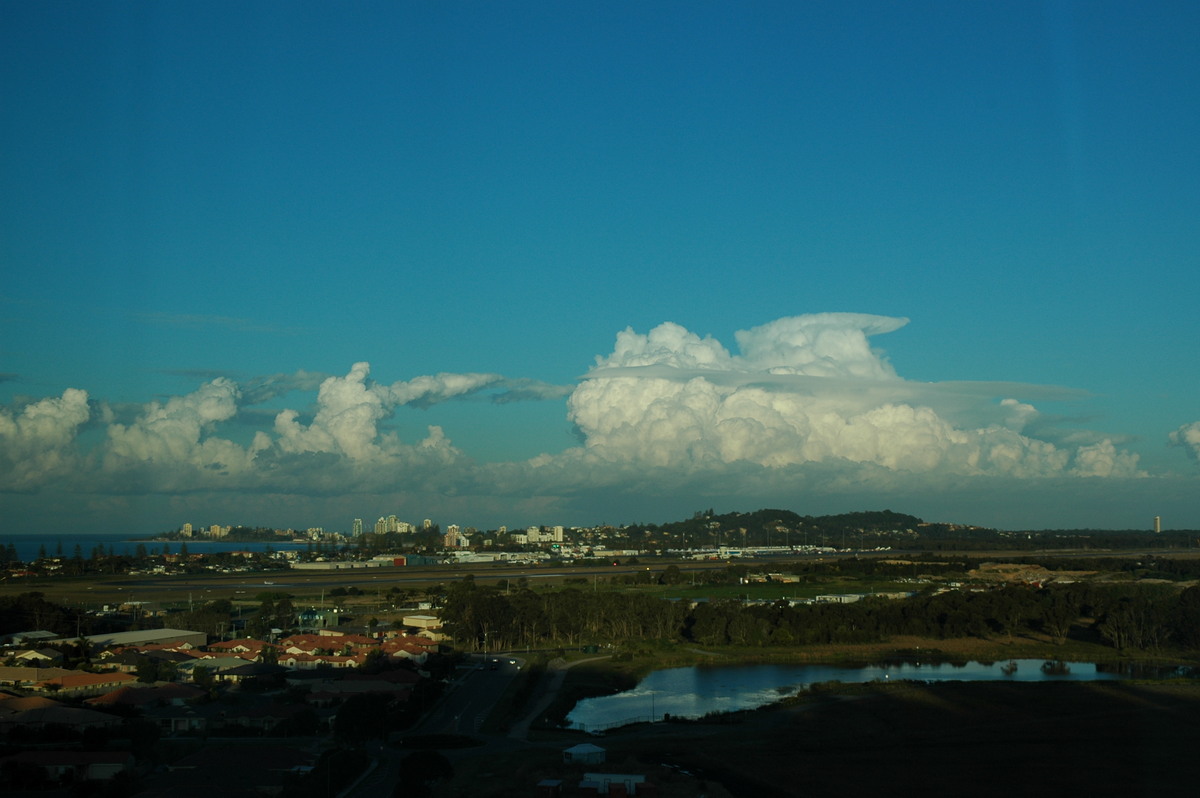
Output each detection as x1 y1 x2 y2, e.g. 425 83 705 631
1154 516 1162 534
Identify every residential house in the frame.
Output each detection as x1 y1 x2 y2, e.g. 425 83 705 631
206 638 275 660
380 638 432 665
141 704 210 736
278 633 333 655
278 652 368 670
139 743 318 797
176 656 258 682
0 696 121 733
94 650 145 673
0 750 134 782
217 662 289 684
33 670 139 697
0 665 72 690
86 683 206 709
5 647 64 666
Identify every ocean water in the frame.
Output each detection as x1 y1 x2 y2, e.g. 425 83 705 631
0 533 310 563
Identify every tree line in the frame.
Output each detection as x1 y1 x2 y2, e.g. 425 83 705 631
438 575 1200 655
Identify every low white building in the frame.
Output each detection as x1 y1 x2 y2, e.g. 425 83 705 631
563 743 606 764
401 614 440 631
580 773 646 795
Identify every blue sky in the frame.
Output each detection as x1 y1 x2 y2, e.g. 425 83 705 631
3 2 1199 536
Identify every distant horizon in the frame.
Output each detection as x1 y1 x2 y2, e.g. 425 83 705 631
3 509 1195 569
3 506 1192 540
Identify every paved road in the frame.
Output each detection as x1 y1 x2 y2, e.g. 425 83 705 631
343 652 617 798
508 654 612 740
416 656 523 736
342 655 534 798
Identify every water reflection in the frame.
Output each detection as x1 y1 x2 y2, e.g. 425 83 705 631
565 659 1165 731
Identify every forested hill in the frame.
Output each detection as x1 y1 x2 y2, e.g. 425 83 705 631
803 509 926 533
627 508 927 539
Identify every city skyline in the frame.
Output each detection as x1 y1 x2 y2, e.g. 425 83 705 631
3 4 1199 535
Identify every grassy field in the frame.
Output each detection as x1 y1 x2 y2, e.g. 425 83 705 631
0 565 921 630
614 578 919 601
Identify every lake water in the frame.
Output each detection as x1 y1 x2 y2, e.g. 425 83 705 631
565 660 1134 731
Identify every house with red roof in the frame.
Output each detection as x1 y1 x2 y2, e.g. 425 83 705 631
380 638 433 664
86 683 206 708
0 696 121 732
33 670 138 697
204 638 279 664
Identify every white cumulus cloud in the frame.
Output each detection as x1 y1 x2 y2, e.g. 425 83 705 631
272 362 389 461
0 316 1158 526
103 378 255 488
0 389 90 491
565 314 1143 479
270 362 502 463
1169 421 1200 462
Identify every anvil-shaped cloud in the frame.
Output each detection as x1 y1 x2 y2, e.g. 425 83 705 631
566 314 1140 478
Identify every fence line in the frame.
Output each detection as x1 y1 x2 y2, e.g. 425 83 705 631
573 714 660 735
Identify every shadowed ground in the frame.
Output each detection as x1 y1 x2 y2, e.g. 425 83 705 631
438 680 1200 797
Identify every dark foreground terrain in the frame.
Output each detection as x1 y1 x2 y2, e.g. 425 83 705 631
447 680 1200 798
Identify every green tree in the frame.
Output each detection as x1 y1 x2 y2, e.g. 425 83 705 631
191 666 214 690
360 648 388 674
989 587 1033 643
136 656 176 683
72 636 93 667
333 693 390 742
1039 589 1079 646
659 564 683 585
400 750 454 797
273 596 296 629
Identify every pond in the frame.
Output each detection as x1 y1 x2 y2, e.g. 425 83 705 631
564 659 1165 732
